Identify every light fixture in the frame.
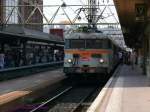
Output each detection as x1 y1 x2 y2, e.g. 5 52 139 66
99 59 104 63
67 59 72 63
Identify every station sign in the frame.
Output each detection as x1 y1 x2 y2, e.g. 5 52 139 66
135 4 147 22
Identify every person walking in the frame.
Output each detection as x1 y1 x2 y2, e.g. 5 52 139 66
118 52 123 64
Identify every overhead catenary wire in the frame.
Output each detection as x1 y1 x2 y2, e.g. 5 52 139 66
2 0 120 27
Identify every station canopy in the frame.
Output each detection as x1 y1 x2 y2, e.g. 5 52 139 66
113 0 150 48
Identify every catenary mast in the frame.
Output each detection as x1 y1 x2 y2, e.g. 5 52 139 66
87 0 98 28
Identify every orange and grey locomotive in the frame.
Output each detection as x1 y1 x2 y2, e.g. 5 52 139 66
63 31 120 76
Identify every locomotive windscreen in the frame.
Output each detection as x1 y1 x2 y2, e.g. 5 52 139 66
65 39 85 49
86 39 109 49
70 39 85 48
65 39 111 49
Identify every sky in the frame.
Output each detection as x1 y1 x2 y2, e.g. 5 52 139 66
4 0 119 27
43 0 126 48
3 0 125 47
43 0 119 24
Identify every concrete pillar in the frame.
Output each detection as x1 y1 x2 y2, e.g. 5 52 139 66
146 36 150 77
147 35 150 77
144 24 150 77
142 35 147 75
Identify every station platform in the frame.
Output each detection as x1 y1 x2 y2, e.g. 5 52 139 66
0 69 65 112
88 65 150 112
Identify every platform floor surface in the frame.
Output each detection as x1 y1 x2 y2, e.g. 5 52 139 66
0 69 65 96
100 65 150 112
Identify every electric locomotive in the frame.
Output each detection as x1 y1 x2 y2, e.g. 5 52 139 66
63 29 120 76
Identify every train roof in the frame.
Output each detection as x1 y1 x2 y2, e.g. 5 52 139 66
65 32 123 49
65 32 108 39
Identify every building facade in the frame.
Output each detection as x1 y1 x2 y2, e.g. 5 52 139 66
0 0 43 31
19 0 43 31
0 0 3 25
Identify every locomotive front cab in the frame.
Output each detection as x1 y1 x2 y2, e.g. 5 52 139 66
63 34 113 75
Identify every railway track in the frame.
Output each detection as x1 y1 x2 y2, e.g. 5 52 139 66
29 85 99 112
47 86 97 112
11 65 117 112
13 81 103 112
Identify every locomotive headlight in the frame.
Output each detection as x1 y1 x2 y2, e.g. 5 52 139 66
99 59 104 63
67 59 72 63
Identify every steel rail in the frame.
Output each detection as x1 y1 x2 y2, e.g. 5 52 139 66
30 86 73 112
71 86 99 112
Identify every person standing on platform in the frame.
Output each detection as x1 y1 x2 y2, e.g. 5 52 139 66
130 51 136 69
0 51 5 69
118 52 123 64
